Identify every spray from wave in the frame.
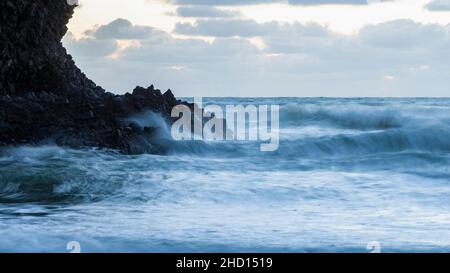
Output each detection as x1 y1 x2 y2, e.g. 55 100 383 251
120 100 450 158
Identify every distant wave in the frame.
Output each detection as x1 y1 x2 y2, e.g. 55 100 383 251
155 126 450 160
276 126 450 158
281 103 406 130
278 102 450 156
145 102 450 157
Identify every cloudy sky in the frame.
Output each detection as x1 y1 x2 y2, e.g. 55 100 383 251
65 0 450 97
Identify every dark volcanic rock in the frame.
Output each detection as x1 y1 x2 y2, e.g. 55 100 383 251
0 0 101 96
0 0 181 154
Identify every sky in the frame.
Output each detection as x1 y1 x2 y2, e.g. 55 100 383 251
64 0 450 97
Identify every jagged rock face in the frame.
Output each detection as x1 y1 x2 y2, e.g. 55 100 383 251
0 0 101 95
0 0 181 154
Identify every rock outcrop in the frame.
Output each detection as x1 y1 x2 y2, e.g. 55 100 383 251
0 0 182 154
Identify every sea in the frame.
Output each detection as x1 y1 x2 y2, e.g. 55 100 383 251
1 97 450 252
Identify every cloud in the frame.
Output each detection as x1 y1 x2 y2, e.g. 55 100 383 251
89 18 163 40
175 19 330 37
159 0 282 5
359 19 448 48
64 32 118 57
425 0 450 11
159 0 391 6
64 18 450 97
64 19 170 59
174 6 241 18
288 0 390 5
175 19 269 37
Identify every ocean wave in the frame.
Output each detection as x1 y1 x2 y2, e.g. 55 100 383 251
157 125 450 159
2 100 450 205
0 146 124 204
281 103 407 130
117 102 450 157
275 126 450 158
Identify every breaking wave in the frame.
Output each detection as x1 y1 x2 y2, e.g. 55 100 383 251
0 147 124 204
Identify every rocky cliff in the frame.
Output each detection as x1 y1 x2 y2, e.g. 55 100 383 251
0 0 181 154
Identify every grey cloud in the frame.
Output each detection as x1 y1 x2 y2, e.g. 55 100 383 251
64 19 170 58
175 19 270 37
175 19 330 37
91 18 164 40
359 19 448 48
162 0 281 6
425 0 450 11
289 0 383 5
175 6 241 17
160 0 391 6
64 32 118 57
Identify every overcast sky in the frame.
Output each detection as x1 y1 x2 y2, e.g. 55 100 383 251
65 0 450 97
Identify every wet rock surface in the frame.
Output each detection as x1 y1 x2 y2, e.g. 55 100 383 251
0 0 182 154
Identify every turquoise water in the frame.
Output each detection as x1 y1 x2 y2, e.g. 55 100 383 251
1 98 450 252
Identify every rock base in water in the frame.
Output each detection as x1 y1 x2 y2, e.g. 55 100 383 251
0 85 181 154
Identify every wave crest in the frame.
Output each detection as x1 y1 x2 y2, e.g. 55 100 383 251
281 104 406 130
0 147 124 204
